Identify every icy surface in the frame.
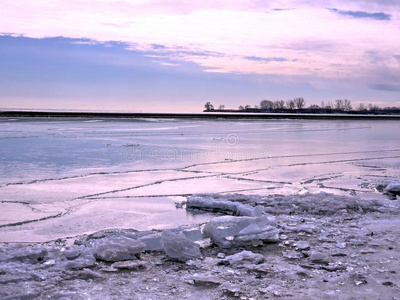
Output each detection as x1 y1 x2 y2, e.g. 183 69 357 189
1 118 400 241
1 118 400 298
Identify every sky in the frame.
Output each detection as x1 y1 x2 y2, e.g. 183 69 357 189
0 0 399 112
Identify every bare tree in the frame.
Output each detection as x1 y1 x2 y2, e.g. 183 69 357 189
239 105 245 111
357 103 366 111
273 100 285 109
260 100 273 111
368 104 380 111
244 105 251 110
335 99 344 111
321 101 325 109
293 97 306 109
218 104 225 110
343 99 352 112
204 102 214 111
286 100 295 110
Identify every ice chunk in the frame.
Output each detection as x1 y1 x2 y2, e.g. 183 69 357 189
296 241 310 250
187 195 264 216
190 273 221 286
238 223 266 235
160 230 202 262
385 181 400 194
191 193 395 216
87 236 145 262
182 228 203 242
65 256 96 270
223 250 264 267
138 233 163 251
62 246 97 269
377 179 400 198
310 251 328 263
0 245 48 264
203 215 278 248
63 246 84 259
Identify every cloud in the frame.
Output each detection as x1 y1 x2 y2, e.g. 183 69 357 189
158 62 180 67
369 83 400 91
271 8 293 11
329 8 391 20
245 56 289 62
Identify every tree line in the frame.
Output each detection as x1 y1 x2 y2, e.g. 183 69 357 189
204 99 400 115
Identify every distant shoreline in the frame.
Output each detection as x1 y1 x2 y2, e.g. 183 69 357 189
1 110 400 120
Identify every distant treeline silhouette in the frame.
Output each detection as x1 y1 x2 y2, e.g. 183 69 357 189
204 99 400 115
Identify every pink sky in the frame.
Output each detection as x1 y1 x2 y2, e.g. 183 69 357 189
0 0 399 110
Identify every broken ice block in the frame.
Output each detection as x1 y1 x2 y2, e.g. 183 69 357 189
187 195 265 216
223 250 264 267
88 236 145 262
138 233 163 251
182 228 203 242
203 215 279 248
160 230 202 262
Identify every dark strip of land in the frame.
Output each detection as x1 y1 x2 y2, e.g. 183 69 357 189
1 110 400 120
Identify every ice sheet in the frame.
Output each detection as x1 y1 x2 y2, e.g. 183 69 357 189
1 117 399 242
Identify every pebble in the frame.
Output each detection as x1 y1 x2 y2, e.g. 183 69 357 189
296 241 310 250
217 253 226 259
310 251 328 263
191 274 221 286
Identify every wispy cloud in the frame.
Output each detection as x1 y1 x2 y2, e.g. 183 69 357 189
329 8 391 20
245 56 289 62
158 62 180 67
370 83 400 91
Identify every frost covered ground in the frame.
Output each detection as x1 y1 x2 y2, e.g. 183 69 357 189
1 193 400 299
0 117 400 299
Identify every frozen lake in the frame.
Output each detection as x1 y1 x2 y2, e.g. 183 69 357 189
1 117 400 242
